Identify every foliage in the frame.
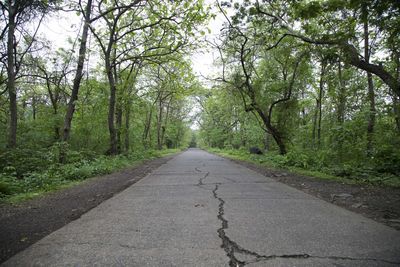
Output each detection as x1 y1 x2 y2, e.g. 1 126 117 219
0 148 180 201
208 148 400 188
1 0 400 202
0 0 205 201
195 0 400 188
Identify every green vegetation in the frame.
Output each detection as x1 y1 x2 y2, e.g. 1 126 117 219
196 0 400 188
1 0 399 203
0 1 207 202
0 148 180 202
208 148 400 187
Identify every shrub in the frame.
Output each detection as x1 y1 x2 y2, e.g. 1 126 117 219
373 144 400 175
0 148 51 178
0 174 24 196
0 148 177 200
286 150 310 168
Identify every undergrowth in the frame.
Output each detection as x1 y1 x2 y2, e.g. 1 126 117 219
207 148 400 188
0 147 180 202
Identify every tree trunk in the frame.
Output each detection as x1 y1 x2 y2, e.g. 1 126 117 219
160 99 171 149
143 105 153 148
299 88 306 126
336 59 347 161
337 60 346 124
157 96 163 150
124 100 131 152
317 61 325 147
62 0 92 143
363 11 376 156
264 132 269 151
255 107 287 155
393 48 400 132
271 130 287 155
312 98 318 147
116 103 123 153
7 4 17 148
32 95 37 120
393 95 400 133
105 57 118 155
115 64 122 153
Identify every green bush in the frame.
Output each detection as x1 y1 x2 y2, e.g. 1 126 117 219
0 148 51 178
0 149 177 200
208 147 400 187
286 150 310 168
265 153 289 168
373 144 400 175
0 174 24 196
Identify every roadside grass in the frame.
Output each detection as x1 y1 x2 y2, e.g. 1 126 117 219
207 148 400 188
0 148 181 203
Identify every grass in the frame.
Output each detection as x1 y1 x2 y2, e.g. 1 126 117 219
207 148 400 187
0 148 182 204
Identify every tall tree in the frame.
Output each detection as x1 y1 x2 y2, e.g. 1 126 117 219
1 0 53 148
362 4 376 155
62 0 93 146
90 0 206 154
216 3 308 154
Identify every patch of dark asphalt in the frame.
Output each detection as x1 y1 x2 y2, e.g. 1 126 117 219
217 155 400 231
0 154 177 264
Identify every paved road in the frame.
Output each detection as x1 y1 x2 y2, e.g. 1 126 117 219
3 149 400 266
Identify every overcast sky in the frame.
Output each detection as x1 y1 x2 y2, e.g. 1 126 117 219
191 0 227 82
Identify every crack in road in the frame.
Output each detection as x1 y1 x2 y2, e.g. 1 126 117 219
212 184 307 266
213 183 247 267
212 184 304 266
211 184 400 266
198 172 209 186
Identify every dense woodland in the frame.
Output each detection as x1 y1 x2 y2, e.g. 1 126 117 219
197 0 400 185
0 0 207 198
0 0 399 199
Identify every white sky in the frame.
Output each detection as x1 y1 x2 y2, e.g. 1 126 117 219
40 11 81 51
191 0 227 82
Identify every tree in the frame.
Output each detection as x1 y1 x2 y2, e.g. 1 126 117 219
89 0 206 154
62 0 93 147
0 0 56 148
248 0 400 97
215 2 308 154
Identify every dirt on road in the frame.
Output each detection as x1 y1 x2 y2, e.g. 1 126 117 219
0 154 176 264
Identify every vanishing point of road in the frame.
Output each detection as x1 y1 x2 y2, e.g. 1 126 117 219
3 149 400 266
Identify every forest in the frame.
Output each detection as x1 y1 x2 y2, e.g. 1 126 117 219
0 0 399 201
196 0 400 186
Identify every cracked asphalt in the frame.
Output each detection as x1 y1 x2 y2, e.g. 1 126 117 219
3 149 400 266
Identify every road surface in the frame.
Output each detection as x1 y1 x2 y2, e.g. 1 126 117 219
3 149 400 266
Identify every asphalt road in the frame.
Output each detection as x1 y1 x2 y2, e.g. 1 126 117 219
3 149 400 266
